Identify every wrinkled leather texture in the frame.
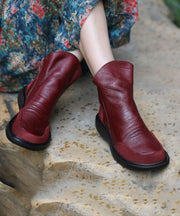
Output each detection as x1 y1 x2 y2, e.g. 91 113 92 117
93 60 166 164
12 51 82 144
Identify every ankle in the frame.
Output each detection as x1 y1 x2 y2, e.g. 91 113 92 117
67 50 83 62
92 58 115 76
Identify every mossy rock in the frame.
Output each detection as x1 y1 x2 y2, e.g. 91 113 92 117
164 0 180 27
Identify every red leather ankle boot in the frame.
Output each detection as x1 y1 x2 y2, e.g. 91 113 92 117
93 60 169 170
6 51 82 150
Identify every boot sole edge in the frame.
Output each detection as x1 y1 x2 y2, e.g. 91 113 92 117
95 114 170 170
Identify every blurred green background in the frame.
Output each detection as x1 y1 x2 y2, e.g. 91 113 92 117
164 0 180 27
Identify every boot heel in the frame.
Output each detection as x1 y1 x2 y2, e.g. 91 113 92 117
17 87 26 109
95 114 113 145
95 114 128 168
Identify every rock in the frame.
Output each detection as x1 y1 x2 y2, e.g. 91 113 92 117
0 182 31 216
0 94 44 194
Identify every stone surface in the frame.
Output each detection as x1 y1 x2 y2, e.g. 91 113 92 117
0 182 31 216
0 0 180 215
0 94 45 194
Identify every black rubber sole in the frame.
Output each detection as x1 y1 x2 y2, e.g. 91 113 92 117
95 114 170 170
6 86 51 151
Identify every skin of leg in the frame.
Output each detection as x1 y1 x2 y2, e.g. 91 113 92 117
68 49 83 62
79 0 114 76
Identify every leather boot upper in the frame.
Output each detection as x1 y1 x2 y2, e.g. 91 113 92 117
12 51 82 144
93 60 166 164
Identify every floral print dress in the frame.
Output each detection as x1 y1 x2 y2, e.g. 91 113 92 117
0 0 138 92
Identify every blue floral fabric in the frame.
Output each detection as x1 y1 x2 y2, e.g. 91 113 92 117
0 0 138 92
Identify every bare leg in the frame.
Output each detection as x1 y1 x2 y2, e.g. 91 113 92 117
67 0 112 70
68 49 83 62
79 0 114 76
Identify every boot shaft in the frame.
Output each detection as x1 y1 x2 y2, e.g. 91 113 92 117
93 60 134 92
25 51 82 110
93 60 135 128
15 51 82 136
94 60 148 143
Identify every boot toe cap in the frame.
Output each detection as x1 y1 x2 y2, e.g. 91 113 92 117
6 113 51 150
115 141 167 166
